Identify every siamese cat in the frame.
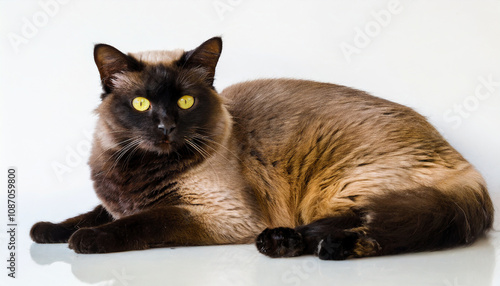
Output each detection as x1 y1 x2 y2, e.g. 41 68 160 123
31 37 493 260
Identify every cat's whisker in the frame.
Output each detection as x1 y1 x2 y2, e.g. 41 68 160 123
184 138 209 160
94 137 141 161
139 146 149 166
124 140 143 167
107 142 137 174
107 130 132 134
190 136 232 164
113 140 141 169
97 138 141 167
191 134 241 162
115 139 142 162
192 140 212 160
121 137 143 163
184 137 221 186
104 138 142 177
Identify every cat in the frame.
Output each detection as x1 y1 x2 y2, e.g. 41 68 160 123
30 37 494 260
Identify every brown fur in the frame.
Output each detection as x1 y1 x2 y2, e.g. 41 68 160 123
224 79 490 225
31 37 494 259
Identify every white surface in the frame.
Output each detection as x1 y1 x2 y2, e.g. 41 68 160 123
1 0 499 285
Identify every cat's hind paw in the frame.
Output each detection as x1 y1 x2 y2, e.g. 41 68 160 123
316 232 359 260
256 227 305 258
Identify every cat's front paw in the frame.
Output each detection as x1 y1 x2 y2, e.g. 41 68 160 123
68 228 125 254
30 222 74 243
256 227 305 258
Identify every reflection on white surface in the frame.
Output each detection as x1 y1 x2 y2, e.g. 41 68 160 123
21 232 498 286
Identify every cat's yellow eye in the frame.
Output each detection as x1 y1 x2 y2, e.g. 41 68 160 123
177 95 195 110
132 97 151 111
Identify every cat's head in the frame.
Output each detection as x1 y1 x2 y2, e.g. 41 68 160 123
93 37 230 159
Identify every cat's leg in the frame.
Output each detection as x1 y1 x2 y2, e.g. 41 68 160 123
294 217 378 260
256 212 364 259
257 185 493 260
68 206 222 254
30 205 113 243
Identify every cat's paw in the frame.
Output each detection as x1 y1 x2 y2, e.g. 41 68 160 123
256 227 305 258
68 228 124 254
30 222 73 243
316 231 359 260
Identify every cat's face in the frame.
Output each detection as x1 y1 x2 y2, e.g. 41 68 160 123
93 38 228 157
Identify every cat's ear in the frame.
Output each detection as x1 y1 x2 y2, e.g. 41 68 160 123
183 37 222 86
94 44 141 93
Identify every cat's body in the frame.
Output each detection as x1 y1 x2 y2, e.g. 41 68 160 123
31 37 493 259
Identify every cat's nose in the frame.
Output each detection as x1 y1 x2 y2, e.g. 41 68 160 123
158 123 176 135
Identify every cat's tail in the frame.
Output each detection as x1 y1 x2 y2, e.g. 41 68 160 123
256 169 494 260
354 183 493 257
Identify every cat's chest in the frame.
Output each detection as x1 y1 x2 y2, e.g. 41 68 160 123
92 158 184 218
93 152 248 219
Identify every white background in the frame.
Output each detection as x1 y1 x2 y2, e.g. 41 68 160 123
0 1 499 285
